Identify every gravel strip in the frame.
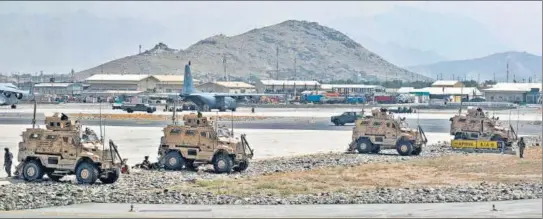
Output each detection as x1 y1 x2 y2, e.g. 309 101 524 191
0 143 539 211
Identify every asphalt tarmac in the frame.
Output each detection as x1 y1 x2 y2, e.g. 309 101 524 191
0 113 540 136
1 199 541 218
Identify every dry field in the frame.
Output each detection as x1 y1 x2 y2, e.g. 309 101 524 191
172 147 542 196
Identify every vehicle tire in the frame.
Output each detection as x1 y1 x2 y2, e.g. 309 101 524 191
75 162 99 184
231 108 236 112
411 146 422 156
46 172 63 182
22 160 44 182
127 109 133 113
11 104 16 109
233 160 249 172
147 109 153 114
356 138 373 154
333 120 340 126
371 145 381 154
212 153 233 174
163 151 185 170
99 168 120 184
396 140 414 156
219 107 226 112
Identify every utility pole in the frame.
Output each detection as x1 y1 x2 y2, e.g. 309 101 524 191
493 72 496 82
276 46 279 80
293 55 297 80
139 45 142 54
223 54 228 81
506 61 509 83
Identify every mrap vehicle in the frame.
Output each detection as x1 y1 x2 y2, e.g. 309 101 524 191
347 108 427 156
15 111 123 184
157 113 254 173
449 107 518 153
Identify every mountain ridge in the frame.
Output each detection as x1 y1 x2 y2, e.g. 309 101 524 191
406 51 542 82
75 20 432 82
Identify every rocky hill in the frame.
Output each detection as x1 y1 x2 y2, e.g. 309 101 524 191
75 20 431 82
407 51 542 82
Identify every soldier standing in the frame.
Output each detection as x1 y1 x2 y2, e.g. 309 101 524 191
518 137 526 158
197 111 202 118
4 148 13 177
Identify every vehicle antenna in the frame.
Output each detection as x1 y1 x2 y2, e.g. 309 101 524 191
172 97 177 125
99 96 105 152
458 83 464 115
231 109 234 137
32 97 37 129
516 105 520 135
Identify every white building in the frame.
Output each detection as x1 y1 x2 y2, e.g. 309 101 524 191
85 74 155 91
150 75 185 93
197 81 256 94
254 80 321 94
483 83 542 103
320 84 385 95
431 80 464 88
33 83 85 96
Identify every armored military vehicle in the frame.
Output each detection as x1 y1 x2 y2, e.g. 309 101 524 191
449 107 518 147
157 113 254 173
347 108 427 156
15 110 124 184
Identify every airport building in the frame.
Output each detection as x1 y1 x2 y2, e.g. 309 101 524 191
254 79 321 94
84 74 199 93
33 82 86 96
150 75 185 93
431 80 464 88
320 84 386 95
197 81 256 94
483 83 542 104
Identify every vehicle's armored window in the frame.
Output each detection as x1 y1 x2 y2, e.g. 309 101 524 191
360 121 370 125
30 133 41 140
470 120 477 124
56 122 61 126
373 122 381 126
185 130 196 136
170 128 182 134
63 137 69 143
200 132 207 138
470 133 479 138
386 123 390 128
49 122 54 126
46 135 57 140
458 118 467 122
391 123 396 129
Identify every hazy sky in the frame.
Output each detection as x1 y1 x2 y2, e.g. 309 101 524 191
1 1 541 55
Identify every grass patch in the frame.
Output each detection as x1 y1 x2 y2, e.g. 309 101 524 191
170 148 542 196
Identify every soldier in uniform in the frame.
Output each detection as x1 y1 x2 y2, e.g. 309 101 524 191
197 111 202 118
4 148 13 177
518 137 526 158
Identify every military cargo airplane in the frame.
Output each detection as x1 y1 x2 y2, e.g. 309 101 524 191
0 83 34 109
180 61 282 112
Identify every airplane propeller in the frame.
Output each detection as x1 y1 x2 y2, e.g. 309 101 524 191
3 92 11 98
15 93 23 100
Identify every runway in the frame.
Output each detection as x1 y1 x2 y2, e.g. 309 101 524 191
1 199 540 218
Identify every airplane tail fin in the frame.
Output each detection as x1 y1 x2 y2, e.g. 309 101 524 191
182 61 194 95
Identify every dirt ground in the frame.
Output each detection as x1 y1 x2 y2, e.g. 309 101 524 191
173 147 542 196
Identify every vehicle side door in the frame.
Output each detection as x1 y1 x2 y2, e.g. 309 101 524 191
197 129 216 160
384 121 398 145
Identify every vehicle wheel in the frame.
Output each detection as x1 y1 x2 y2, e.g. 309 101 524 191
99 168 120 184
371 145 381 154
147 109 153 114
46 172 63 182
11 104 16 109
233 160 249 172
219 107 226 112
411 147 422 156
231 108 236 112
340 122 345 126
212 153 233 174
163 151 185 170
22 160 44 182
333 120 340 126
356 138 373 154
127 109 133 113
75 162 99 184
396 140 414 156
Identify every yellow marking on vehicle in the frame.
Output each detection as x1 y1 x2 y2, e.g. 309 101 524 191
476 141 498 149
451 140 476 148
